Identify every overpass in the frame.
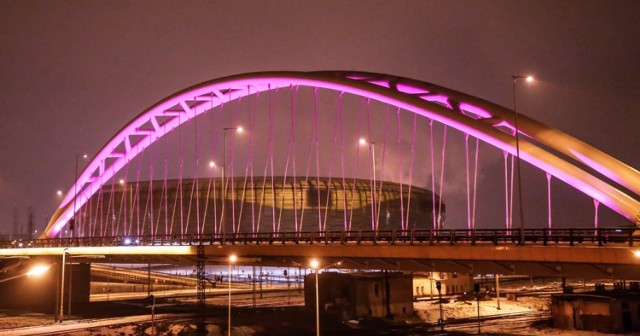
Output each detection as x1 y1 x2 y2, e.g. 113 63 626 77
3 228 640 279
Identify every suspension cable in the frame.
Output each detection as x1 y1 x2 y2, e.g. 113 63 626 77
405 114 417 231
546 172 552 230
471 137 479 230
269 88 277 232
466 134 472 231
437 125 447 226
337 93 348 231
313 88 322 232
594 199 600 230
376 104 390 231
430 119 437 230
396 107 405 231
503 151 510 229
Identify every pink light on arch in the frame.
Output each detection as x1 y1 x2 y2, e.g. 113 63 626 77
44 71 640 237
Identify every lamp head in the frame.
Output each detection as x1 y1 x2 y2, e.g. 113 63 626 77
513 74 535 83
236 126 244 134
27 265 50 277
209 161 216 168
310 259 320 269
229 254 238 263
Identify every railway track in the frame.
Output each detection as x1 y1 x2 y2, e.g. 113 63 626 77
443 311 550 332
0 313 195 336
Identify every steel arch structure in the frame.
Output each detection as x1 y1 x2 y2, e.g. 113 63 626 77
43 71 640 238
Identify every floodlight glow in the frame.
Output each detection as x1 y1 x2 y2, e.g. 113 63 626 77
209 161 216 168
310 259 320 269
27 265 50 277
526 76 534 83
359 138 367 145
82 154 88 159
236 127 244 134
123 238 132 245
119 179 125 185
57 190 63 196
634 250 640 258
229 254 238 263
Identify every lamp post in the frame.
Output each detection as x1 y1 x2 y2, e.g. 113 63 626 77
68 154 87 317
474 283 481 334
309 259 320 336
71 154 88 239
495 274 501 310
308 259 342 336
359 138 377 231
59 247 68 322
149 294 156 336
222 127 243 235
228 254 237 336
511 75 533 244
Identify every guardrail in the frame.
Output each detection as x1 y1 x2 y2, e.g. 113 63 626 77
1 227 636 249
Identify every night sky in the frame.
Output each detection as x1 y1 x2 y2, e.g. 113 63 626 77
1 0 639 235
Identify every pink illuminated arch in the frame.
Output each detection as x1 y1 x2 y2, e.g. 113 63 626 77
43 71 640 238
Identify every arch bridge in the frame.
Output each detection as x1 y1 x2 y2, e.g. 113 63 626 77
7 71 640 278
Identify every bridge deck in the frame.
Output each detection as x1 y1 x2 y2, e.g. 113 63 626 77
2 229 639 279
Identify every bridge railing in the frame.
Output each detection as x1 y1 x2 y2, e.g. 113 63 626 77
1 227 636 249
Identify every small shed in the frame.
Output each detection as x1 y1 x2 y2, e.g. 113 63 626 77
551 289 640 333
304 271 413 320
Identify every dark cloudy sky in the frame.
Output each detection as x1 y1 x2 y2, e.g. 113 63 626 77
1 0 639 235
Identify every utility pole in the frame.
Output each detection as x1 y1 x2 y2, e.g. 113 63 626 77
28 206 34 240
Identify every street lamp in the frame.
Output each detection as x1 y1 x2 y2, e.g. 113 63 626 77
59 247 68 322
474 283 481 334
228 254 238 336
309 259 320 336
308 259 342 336
359 138 378 231
222 127 243 234
511 75 534 244
68 153 87 318
71 154 88 239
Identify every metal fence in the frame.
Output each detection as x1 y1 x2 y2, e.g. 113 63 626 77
2 227 636 249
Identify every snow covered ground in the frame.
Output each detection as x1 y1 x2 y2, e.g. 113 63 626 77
2 279 640 335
